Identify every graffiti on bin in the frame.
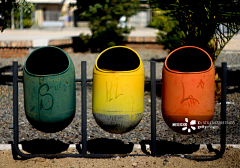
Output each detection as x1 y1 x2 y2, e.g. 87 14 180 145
181 81 200 107
39 84 54 110
197 79 205 89
106 81 123 102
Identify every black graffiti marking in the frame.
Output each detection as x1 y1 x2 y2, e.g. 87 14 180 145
39 84 53 110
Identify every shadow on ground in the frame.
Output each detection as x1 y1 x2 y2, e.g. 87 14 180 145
13 138 202 158
140 140 200 155
81 138 134 154
0 65 22 85
20 139 69 154
14 138 133 157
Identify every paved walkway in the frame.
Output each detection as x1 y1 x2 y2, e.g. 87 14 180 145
223 37 240 51
0 27 158 41
0 27 239 50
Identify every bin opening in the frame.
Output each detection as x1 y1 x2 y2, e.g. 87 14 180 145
26 47 69 75
97 47 140 71
166 47 212 72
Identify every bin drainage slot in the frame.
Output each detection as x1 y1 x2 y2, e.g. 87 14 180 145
25 47 69 75
97 47 140 71
167 48 211 72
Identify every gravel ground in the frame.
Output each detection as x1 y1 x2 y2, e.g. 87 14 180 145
0 49 239 148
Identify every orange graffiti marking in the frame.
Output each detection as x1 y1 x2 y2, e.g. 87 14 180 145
197 79 204 89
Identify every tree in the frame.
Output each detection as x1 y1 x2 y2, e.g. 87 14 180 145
150 0 240 62
1 0 33 32
76 0 140 52
0 0 14 32
4 1 34 29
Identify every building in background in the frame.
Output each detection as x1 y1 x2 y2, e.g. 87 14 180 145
128 0 151 27
29 0 76 28
28 0 151 28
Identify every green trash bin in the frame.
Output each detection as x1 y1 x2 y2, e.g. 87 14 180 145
23 46 76 133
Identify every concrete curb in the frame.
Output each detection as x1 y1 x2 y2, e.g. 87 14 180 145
0 144 239 151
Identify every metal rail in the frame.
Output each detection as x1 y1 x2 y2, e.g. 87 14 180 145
151 62 157 156
178 62 227 161
12 61 227 160
81 61 87 156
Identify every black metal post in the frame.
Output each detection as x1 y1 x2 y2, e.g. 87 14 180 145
219 62 227 157
150 61 157 156
12 61 31 158
13 61 19 151
81 61 87 155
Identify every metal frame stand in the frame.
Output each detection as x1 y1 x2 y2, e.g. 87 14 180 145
179 62 227 161
12 61 227 160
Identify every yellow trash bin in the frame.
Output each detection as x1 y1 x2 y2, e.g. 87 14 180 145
92 46 144 134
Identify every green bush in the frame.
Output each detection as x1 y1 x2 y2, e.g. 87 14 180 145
150 9 178 33
22 19 33 28
76 0 139 52
78 33 91 52
151 1 240 63
150 9 185 52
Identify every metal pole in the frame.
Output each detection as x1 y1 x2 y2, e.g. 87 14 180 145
150 61 157 156
81 61 87 155
13 61 19 151
219 62 227 157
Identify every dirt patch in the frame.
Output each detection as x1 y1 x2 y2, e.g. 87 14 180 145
0 147 240 168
